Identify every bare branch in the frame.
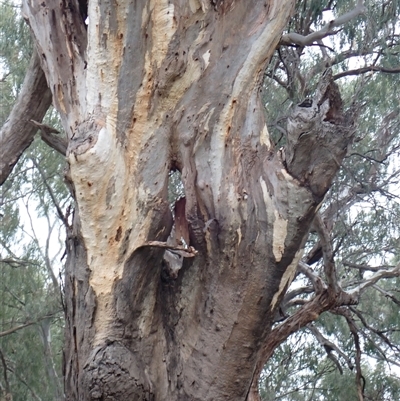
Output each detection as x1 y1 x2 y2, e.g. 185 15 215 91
334 65 400 80
0 49 52 185
343 261 394 273
281 0 366 47
7 367 43 401
0 348 10 395
0 258 40 268
313 214 339 291
30 157 68 227
308 324 354 370
343 312 365 401
372 284 400 306
0 321 35 338
258 287 358 375
305 48 382 82
283 284 315 303
347 263 400 296
141 241 198 257
297 261 326 294
350 306 400 353
0 311 62 338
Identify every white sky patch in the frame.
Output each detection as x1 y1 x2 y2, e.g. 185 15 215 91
0 169 66 283
202 49 211 69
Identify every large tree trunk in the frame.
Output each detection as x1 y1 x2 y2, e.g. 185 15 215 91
22 1 354 400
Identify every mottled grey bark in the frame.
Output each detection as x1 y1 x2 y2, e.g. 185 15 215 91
0 49 52 185
21 1 357 400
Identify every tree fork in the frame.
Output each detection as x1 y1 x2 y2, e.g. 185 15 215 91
22 1 358 400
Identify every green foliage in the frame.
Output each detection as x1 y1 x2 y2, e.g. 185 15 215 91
0 134 68 400
0 3 68 400
260 327 400 401
0 111 68 398
0 0 32 123
261 0 400 399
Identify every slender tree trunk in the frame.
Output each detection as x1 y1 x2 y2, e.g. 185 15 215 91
39 320 64 401
22 1 354 399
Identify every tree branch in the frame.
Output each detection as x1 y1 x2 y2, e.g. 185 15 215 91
0 49 52 185
0 348 10 396
347 263 400 296
0 321 35 338
30 157 69 227
334 65 400 80
297 261 326 294
343 261 394 273
308 324 353 371
339 310 365 400
141 241 198 258
371 284 400 306
350 306 400 353
30 119 67 155
8 367 44 401
280 0 366 47
0 312 62 338
313 214 339 291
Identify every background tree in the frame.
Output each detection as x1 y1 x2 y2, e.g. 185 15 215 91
0 0 399 400
0 2 67 400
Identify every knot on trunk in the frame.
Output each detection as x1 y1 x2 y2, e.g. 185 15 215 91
283 69 355 199
82 343 154 400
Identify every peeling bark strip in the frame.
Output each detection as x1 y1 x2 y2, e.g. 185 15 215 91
22 1 358 400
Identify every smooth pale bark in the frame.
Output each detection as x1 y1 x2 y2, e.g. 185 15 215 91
0 49 52 185
22 1 356 400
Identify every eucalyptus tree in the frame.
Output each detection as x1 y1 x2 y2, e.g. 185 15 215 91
0 0 399 400
0 3 66 400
